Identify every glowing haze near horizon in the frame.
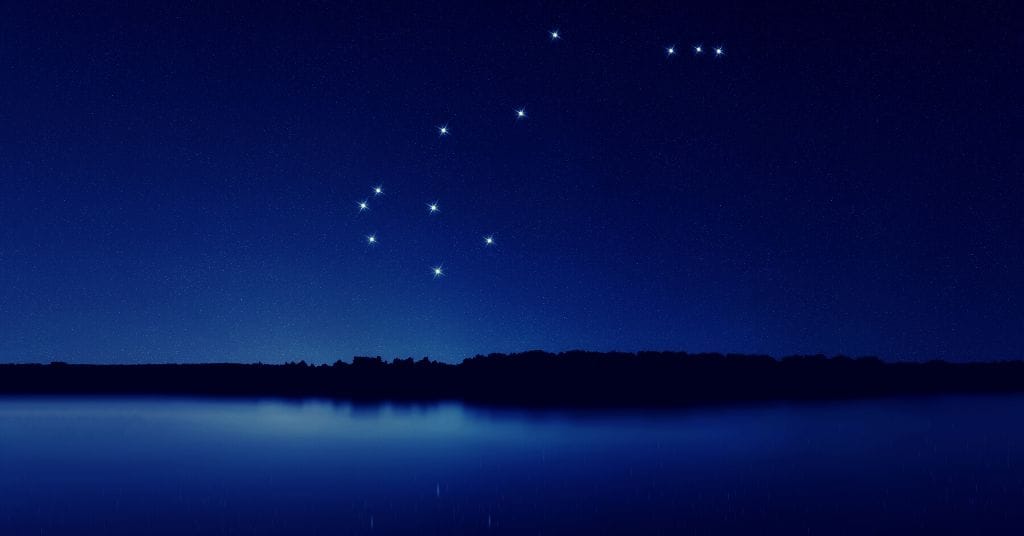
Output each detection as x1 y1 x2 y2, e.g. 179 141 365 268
1 2 1021 364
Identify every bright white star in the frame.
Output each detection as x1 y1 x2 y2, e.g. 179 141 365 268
438 125 449 136
715 47 724 56
484 236 494 246
428 202 440 214
432 265 444 278
357 200 369 212
550 30 560 40
666 46 675 56
516 108 526 119
366 234 377 245
373 185 383 196
694 45 703 54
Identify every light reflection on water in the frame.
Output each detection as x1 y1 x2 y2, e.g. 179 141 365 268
2 395 1024 534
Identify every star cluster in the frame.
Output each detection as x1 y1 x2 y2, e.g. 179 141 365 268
348 28 726 281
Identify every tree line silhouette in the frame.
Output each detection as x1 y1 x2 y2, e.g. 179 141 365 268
2 351 1024 406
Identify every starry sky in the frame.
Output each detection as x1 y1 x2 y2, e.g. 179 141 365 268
1 1 1021 363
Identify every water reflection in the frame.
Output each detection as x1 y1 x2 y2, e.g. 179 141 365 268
1 395 1024 534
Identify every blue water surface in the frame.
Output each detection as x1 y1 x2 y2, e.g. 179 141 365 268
1 395 1023 534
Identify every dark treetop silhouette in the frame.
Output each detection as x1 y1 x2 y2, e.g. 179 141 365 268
3 351 1024 407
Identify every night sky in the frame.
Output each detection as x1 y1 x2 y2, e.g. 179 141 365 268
1 1 1020 363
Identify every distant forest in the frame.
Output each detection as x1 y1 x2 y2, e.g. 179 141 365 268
3 351 1024 406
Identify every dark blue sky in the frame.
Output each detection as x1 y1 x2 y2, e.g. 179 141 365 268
1 1 1020 363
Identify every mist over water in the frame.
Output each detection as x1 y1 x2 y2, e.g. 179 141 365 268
2 395 1023 534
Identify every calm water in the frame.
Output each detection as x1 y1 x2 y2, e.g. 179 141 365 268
2 395 1024 535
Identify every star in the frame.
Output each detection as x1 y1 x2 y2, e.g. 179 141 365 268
428 202 440 214
366 234 377 245
357 200 369 212
432 265 444 278
373 185 383 196
484 236 495 246
694 45 703 54
549 29 560 40
516 108 527 120
714 47 724 56
438 124 449 136
666 46 676 56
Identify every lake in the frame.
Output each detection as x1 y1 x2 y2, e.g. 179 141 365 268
2 395 1023 534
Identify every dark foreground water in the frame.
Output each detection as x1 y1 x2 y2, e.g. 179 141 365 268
2 395 1023 535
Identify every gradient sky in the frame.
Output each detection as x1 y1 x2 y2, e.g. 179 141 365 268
1 1 1021 363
